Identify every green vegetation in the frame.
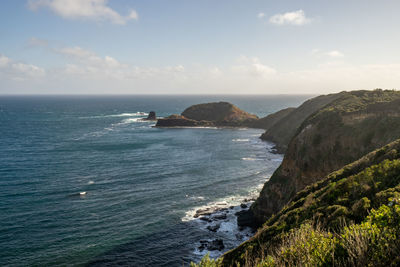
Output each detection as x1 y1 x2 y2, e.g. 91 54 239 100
251 89 400 225
190 138 400 266
181 102 258 126
193 202 400 266
249 107 295 130
190 90 400 266
258 202 400 267
260 92 344 152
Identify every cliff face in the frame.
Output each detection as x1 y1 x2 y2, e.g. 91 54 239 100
251 90 400 225
155 114 214 127
260 93 344 153
222 138 400 266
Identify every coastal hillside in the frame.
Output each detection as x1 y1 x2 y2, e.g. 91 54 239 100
260 92 344 153
248 107 295 131
249 89 400 225
194 138 400 266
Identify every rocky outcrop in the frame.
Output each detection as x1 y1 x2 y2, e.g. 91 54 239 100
144 111 156 120
156 102 259 128
198 239 225 251
155 114 213 127
248 89 400 226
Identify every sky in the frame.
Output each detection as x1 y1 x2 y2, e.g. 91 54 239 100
1 0 400 95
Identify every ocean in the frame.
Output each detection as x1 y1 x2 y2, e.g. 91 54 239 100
0 95 310 266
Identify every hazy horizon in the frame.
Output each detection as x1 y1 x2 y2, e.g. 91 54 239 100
1 0 400 95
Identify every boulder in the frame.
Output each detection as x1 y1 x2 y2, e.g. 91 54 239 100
212 213 227 220
208 239 225 251
198 239 225 252
236 210 257 228
207 223 221 232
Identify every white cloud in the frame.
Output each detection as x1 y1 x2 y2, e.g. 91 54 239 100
28 37 48 47
233 56 276 77
311 49 345 59
326 50 344 58
3 48 400 95
53 46 186 81
269 10 311 26
12 63 46 77
28 0 138 25
0 55 11 67
257 12 265 19
0 54 45 81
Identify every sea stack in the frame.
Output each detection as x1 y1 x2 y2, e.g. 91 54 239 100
145 111 156 120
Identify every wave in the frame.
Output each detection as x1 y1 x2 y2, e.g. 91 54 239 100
182 190 259 223
232 139 250 142
241 157 263 161
80 112 148 119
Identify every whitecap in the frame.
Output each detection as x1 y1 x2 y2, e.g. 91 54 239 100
232 139 250 142
80 112 149 119
241 157 257 161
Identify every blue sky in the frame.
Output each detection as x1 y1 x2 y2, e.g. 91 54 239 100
1 0 400 94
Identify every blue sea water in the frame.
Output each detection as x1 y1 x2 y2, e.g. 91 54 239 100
0 95 310 266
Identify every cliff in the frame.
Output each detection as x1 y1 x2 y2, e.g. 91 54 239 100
250 89 400 225
248 107 295 131
195 138 400 266
155 114 214 127
260 93 344 153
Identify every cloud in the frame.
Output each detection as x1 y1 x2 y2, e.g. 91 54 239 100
257 12 265 19
27 37 49 47
2 47 400 95
311 49 345 58
0 55 11 67
0 54 45 80
233 56 276 77
269 10 311 26
326 50 344 58
53 46 186 81
27 0 138 25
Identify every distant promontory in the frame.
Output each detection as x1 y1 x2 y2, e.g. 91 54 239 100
155 101 291 129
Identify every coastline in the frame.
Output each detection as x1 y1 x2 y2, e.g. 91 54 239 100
182 139 283 262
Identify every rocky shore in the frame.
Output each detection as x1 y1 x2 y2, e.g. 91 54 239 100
189 198 256 256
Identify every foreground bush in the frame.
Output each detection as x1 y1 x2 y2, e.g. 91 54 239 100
192 202 400 267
